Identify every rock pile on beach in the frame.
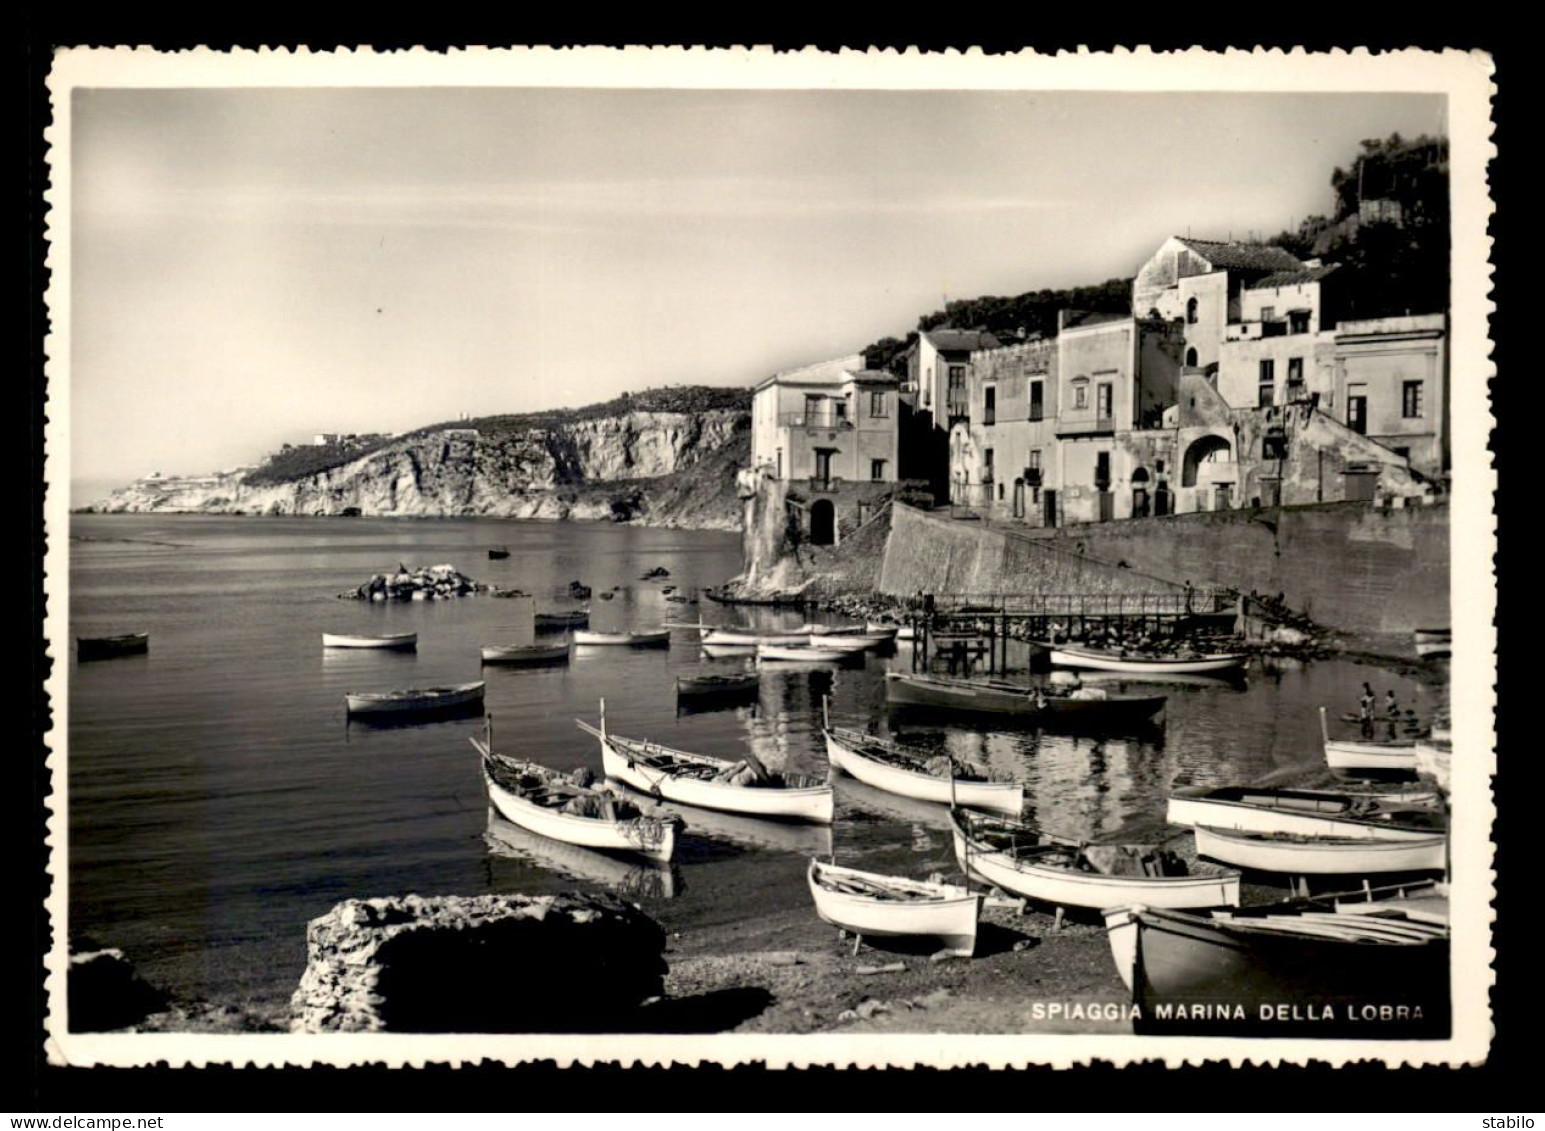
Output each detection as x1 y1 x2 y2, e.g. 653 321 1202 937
290 892 667 1033
344 563 481 601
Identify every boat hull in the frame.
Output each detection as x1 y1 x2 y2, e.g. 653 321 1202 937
481 760 676 863
481 643 571 665
484 811 678 900
807 860 980 957
1048 647 1246 675
1324 738 1419 773
885 672 1165 724
757 644 849 663
675 675 759 698
952 826 1240 912
77 634 149 660
1104 904 1450 1037
1166 789 1441 842
1413 743 1452 793
597 733 834 823
573 630 670 647
1193 825 1448 875
345 682 486 716
824 730 1023 817
323 632 418 650
701 629 807 647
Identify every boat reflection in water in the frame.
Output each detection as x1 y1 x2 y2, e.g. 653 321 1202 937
603 780 835 859
483 810 680 901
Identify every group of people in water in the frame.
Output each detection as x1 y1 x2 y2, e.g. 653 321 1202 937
1357 681 1426 740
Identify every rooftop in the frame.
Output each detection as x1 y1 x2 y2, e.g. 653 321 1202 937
754 353 868 391
920 328 1002 353
1249 263 1343 290
1176 237 1304 275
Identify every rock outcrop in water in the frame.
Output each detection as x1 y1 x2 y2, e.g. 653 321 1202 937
69 946 169 1032
88 409 749 530
290 892 667 1033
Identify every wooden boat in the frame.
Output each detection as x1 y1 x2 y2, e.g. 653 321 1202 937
866 620 912 641
488 547 510 560
484 810 679 900
1047 645 1247 675
703 587 807 609
1166 785 1444 841
534 610 589 632
804 634 877 653
480 640 572 665
1413 741 1452 794
1192 824 1448 875
572 629 670 647
578 705 833 823
952 810 1238 912
802 622 867 637
700 628 809 647
756 643 851 663
807 858 982 957
700 643 758 660
474 737 678 863
77 633 150 660
603 779 835 857
1413 627 1452 644
1104 902 1449 1037
1320 706 1418 772
344 680 485 716
675 672 760 699
885 671 1166 724
322 631 418 650
823 721 1023 817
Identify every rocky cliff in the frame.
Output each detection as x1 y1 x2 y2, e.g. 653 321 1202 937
88 409 750 529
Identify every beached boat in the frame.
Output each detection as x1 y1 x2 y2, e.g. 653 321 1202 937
1166 785 1444 841
480 641 572 665
488 547 510 560
700 628 809 647
322 631 418 650
76 633 150 661
675 672 760 699
603 779 835 857
344 680 485 716
474 738 678 863
885 672 1166 724
1104 902 1449 1036
823 722 1023 817
578 705 833 823
1320 706 1419 772
1047 645 1247 675
756 643 851 663
807 859 982 957
952 810 1239 912
484 810 680 900
572 629 670 647
534 610 590 632
1192 824 1448 875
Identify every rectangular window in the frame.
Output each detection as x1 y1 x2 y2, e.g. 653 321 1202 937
1403 380 1424 418
1287 357 1304 385
1028 449 1041 470
869 390 887 417
1258 359 1275 407
1261 306 1276 322
1289 310 1310 334
1097 382 1113 421
870 459 887 481
948 365 966 389
984 448 995 471
1029 380 1044 421
983 385 996 425
1073 382 1089 410
1095 451 1111 490
804 394 823 425
835 398 849 421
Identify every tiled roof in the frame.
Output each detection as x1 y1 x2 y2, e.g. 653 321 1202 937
1177 237 1304 274
1060 309 1130 331
845 368 900 384
1248 263 1343 290
921 328 1002 352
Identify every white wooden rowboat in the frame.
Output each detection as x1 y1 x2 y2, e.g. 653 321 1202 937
1192 825 1448 875
572 629 670 647
701 628 809 647
1166 786 1443 841
481 641 572 665
807 859 981 957
756 643 850 663
860 623 901 641
1319 706 1419 772
345 681 485 716
805 634 877 652
802 623 866 636
473 737 678 863
323 631 418 650
578 705 833 823
952 810 1240 912
1047 645 1246 675
823 723 1023 817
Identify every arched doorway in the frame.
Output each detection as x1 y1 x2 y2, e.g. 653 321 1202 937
809 499 836 546
1131 466 1151 518
1182 434 1233 487
1185 347 1198 367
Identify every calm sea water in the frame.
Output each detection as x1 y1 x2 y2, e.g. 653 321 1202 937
65 514 1442 1021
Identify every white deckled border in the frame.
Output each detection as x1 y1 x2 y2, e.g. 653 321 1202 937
41 43 1497 1071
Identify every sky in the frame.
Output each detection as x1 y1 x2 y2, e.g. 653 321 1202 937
68 87 1447 487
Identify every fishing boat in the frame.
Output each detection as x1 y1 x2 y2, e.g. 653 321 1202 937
76 633 150 661
480 640 572 665
700 628 809 647
534 610 590 632
474 737 678 863
572 629 670 647
803 634 877 653
344 680 485 716
1414 626 1452 658
484 810 680 900
1166 785 1444 841
952 810 1239 912
1104 902 1449 1036
675 672 760 699
756 643 851 663
802 622 867 637
488 547 510 560
866 620 913 641
1047 645 1247 676
1320 707 1419 772
807 859 982 958
603 779 835 857
322 631 418 650
885 671 1166 724
578 704 833 823
1192 825 1449 875
823 718 1023 817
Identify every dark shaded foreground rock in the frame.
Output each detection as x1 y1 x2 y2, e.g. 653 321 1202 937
69 947 169 1032
290 892 667 1033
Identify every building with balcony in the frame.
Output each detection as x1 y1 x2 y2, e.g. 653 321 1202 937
750 353 901 491
909 327 1002 431
1217 264 1345 410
